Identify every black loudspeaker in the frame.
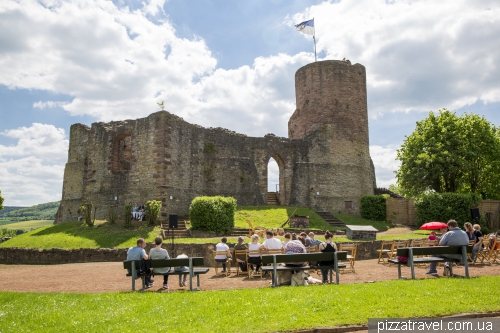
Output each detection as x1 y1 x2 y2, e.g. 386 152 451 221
470 208 480 220
168 214 178 229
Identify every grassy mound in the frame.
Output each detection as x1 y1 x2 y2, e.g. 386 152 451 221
234 206 334 230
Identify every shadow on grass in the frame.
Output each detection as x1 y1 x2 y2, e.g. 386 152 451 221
28 220 157 248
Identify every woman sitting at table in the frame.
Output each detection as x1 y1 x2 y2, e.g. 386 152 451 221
248 234 262 274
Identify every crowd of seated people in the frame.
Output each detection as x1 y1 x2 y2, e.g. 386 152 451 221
226 231 331 275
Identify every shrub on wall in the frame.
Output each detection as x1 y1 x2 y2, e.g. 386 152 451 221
124 203 132 227
415 193 482 229
145 200 162 226
190 196 236 234
360 195 387 221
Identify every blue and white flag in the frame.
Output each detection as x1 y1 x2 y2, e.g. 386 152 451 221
295 18 314 36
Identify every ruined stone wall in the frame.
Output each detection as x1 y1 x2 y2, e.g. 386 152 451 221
56 60 376 222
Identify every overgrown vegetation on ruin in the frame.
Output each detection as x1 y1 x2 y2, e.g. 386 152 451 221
1 276 500 332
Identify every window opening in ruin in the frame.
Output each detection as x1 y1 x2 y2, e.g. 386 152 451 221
112 134 132 171
268 157 279 193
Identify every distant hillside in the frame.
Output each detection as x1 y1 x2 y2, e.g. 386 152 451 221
0 206 26 216
0 201 59 220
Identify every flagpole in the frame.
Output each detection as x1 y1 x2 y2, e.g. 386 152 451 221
313 19 317 62
313 35 317 62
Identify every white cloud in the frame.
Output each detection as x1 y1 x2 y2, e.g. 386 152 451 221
291 0 500 116
0 124 68 206
370 144 400 188
33 101 68 109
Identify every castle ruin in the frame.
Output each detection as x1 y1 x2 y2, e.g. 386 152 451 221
55 60 376 223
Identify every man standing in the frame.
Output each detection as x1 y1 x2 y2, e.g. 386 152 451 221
260 230 282 253
426 220 469 276
127 238 153 288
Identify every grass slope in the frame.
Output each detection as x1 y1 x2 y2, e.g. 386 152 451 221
0 221 160 249
1 277 499 332
235 206 335 230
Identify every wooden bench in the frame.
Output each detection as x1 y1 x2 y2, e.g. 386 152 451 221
123 257 209 291
388 246 472 279
261 252 347 287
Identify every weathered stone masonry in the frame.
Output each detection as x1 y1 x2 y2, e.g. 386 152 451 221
55 60 376 223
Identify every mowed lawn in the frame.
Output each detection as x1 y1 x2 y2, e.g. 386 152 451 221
1 276 500 332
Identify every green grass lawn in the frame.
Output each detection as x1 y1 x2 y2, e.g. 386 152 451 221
1 276 499 332
235 206 335 230
0 219 54 229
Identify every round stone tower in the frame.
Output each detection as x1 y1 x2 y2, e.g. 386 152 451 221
288 60 368 144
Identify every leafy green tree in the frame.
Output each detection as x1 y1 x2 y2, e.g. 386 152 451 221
0 190 4 211
145 200 162 226
396 109 500 198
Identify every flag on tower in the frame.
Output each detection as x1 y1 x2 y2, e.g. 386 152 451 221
295 18 314 36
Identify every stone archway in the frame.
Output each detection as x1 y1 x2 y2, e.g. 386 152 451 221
267 153 286 205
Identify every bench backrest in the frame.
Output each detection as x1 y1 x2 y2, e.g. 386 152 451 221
150 257 204 268
123 257 205 270
396 245 472 257
261 251 347 265
123 260 141 270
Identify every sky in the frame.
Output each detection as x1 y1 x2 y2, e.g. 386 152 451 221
0 0 499 207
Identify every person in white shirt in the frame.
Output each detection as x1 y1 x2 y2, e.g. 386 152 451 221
248 234 262 274
260 230 282 253
215 237 231 273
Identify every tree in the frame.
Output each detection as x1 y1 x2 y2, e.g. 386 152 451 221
396 109 500 198
0 190 4 211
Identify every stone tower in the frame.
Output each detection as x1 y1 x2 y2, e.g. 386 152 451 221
286 60 375 212
289 60 368 143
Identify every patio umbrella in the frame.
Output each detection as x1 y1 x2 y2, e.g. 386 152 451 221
419 222 448 230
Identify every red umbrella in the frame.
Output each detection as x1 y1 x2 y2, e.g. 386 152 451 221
420 222 448 230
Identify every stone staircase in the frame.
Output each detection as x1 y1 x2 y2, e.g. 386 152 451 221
161 215 191 238
315 211 346 227
267 192 278 206
229 228 251 237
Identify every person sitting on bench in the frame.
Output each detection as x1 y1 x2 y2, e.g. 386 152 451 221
318 231 337 283
426 220 469 276
126 238 153 288
283 235 307 269
149 236 170 290
248 234 262 274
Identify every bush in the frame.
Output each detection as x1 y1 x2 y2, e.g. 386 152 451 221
145 200 162 226
124 203 132 227
360 195 386 221
190 196 236 234
415 193 482 228
80 203 95 227
107 204 118 225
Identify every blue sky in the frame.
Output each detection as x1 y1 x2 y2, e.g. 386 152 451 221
0 0 499 206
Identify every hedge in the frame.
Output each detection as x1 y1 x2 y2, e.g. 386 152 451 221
415 193 483 229
189 196 237 234
360 195 386 221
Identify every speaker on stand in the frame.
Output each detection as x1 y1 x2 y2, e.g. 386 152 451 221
168 214 178 257
470 208 480 221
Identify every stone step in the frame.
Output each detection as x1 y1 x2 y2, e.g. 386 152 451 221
267 192 278 206
315 211 346 227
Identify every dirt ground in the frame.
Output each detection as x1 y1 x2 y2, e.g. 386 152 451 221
1 259 499 294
